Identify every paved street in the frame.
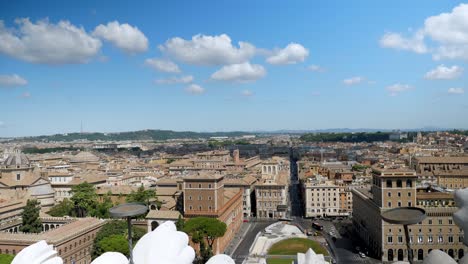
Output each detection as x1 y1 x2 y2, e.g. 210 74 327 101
231 220 273 264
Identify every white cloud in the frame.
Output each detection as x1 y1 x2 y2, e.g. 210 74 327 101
185 84 205 95
380 4 468 61
155 75 193 84
0 18 101 64
266 43 309 65
210 62 266 83
159 34 256 66
241 90 253 97
307 65 325 72
424 65 463 80
424 4 468 44
343 76 365 85
145 58 180 73
379 31 427 54
20 91 31 98
448 88 464 94
93 21 148 54
386 83 413 96
0 74 28 87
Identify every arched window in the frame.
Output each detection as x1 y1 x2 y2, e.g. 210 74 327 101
151 221 159 231
459 249 464 259
448 249 454 258
418 249 423 260
388 249 393 261
398 249 404 261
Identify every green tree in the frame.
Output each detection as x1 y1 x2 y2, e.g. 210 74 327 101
175 215 185 231
97 234 129 256
93 192 113 218
71 182 98 217
20 199 42 233
48 198 74 217
183 217 226 262
92 220 146 259
126 185 156 206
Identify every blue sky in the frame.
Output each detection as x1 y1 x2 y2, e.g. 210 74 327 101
0 0 467 137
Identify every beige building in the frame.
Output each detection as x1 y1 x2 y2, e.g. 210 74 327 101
352 165 465 262
0 151 55 209
0 217 105 264
303 177 343 218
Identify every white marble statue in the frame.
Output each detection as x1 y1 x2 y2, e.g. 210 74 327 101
11 221 233 264
11 240 63 264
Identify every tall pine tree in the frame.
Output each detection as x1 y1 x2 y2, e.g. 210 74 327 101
20 199 42 233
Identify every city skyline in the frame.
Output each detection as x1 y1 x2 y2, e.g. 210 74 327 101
1 0 468 137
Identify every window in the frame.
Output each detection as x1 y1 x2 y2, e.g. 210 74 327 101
428 236 433 243
408 192 411 197
388 202 392 207
439 219 443 225
449 219 453 225
198 196 202 200
449 236 454 243
438 236 443 243
189 205 192 210
208 184 212 188
189 196 192 200
189 184 192 188
388 236 393 243
397 180 402 188
398 236 403 243
199 184 202 188
388 192 392 197
199 205 202 210
387 180 392 188
208 196 212 200
418 236 424 243
398 202 402 207
407 179 412 187
429 220 432 224
16 174 21 181
398 192 401 197
408 202 412 206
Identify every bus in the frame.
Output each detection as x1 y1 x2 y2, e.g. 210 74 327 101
312 222 323 230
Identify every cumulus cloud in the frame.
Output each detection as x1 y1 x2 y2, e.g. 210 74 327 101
379 31 427 54
0 18 101 64
307 65 325 72
448 88 464 94
266 43 309 65
241 90 253 97
185 84 205 95
159 34 256 66
145 58 181 73
93 21 148 54
343 76 365 85
155 75 193 85
386 83 413 96
380 4 468 61
0 74 28 87
211 62 266 83
424 65 463 80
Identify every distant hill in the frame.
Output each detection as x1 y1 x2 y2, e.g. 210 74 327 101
13 130 255 142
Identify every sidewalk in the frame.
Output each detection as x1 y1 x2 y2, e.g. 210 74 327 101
224 221 252 256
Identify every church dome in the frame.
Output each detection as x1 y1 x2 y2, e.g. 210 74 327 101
2 151 30 167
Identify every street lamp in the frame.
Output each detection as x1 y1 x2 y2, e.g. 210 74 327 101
109 202 148 264
381 207 426 264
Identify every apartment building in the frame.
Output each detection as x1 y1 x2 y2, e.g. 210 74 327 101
352 165 465 262
182 173 242 254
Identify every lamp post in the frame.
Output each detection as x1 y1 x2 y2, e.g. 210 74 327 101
109 202 148 264
381 207 426 264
